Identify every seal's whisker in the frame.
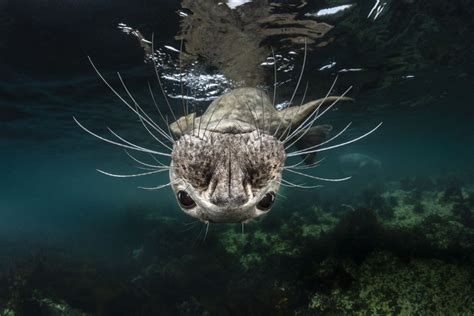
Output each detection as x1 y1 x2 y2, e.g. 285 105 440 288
135 166 167 171
274 39 307 137
203 221 210 241
87 57 173 146
284 153 313 168
147 82 175 141
282 75 339 142
260 90 266 135
117 73 174 149
138 179 178 190
285 168 351 182
271 47 277 110
279 178 323 189
192 222 207 247
178 38 188 117
179 223 199 233
274 190 287 199
97 168 168 178
124 150 169 169
285 156 325 170
288 122 383 156
106 127 169 156
279 81 309 141
284 85 351 147
162 115 176 143
269 47 277 135
149 153 169 167
284 157 326 170
285 121 352 152
151 33 184 135
73 117 170 157
184 220 200 227
288 39 307 107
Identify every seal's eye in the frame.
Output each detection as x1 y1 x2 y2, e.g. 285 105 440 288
177 191 196 209
257 192 275 211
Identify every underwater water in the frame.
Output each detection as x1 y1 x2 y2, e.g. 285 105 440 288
1 0 474 314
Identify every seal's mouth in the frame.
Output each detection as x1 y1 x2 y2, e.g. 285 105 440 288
196 206 263 224
173 183 277 223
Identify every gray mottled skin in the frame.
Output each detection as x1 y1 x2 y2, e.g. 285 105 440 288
169 87 350 223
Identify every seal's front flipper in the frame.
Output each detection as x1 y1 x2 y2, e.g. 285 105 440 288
169 113 197 138
293 124 332 165
278 96 353 131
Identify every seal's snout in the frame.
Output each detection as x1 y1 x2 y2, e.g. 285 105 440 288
210 192 248 208
207 147 250 208
209 173 249 207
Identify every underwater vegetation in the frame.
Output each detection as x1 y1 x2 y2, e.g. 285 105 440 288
1 172 474 315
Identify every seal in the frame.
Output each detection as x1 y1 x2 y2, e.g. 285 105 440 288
74 38 382 224
168 87 353 223
74 58 382 224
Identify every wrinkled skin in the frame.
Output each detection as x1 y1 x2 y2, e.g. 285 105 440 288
168 87 351 223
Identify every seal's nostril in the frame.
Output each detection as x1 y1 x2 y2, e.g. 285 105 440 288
210 194 248 207
211 196 227 206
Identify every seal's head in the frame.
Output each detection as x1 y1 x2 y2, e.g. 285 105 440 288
170 131 285 223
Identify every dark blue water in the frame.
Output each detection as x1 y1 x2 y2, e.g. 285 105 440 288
1 0 474 314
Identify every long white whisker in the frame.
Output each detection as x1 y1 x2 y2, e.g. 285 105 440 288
135 166 166 171
285 168 351 182
151 34 184 135
106 127 170 157
288 39 307 107
149 153 168 167
284 85 352 147
285 157 326 170
289 122 383 156
279 81 309 141
284 154 313 169
117 73 174 150
274 41 307 137
147 82 175 142
178 38 187 117
285 121 352 152
261 90 266 135
124 150 169 169
203 221 210 241
87 57 173 146
271 47 277 109
282 75 339 142
73 117 171 157
179 221 200 233
138 179 178 190
279 178 323 189
97 168 168 178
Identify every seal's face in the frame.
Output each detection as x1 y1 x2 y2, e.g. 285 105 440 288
170 131 285 223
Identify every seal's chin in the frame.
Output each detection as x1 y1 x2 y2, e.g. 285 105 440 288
183 204 268 224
